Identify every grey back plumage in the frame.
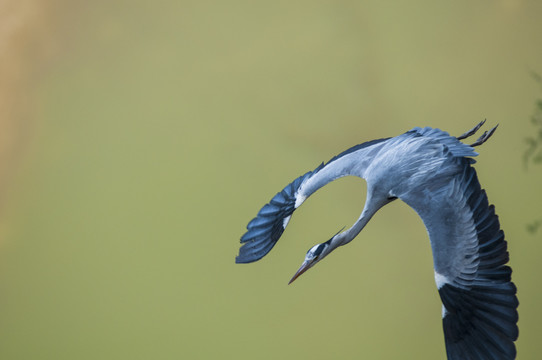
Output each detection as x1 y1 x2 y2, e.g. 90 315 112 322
237 124 518 359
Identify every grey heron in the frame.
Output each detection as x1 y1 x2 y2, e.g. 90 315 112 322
236 122 518 359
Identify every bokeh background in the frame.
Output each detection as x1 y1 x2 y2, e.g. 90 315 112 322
0 1 541 359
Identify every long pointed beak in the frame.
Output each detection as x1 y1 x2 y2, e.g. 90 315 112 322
288 260 314 285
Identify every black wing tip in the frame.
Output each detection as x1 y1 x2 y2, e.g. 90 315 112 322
440 283 519 359
445 334 517 360
236 228 282 261
235 254 257 264
236 235 280 263
444 327 517 360
235 168 319 264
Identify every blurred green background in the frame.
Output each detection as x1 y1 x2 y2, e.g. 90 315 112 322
0 1 541 359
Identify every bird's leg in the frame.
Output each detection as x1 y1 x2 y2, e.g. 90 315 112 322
456 119 486 140
470 124 498 147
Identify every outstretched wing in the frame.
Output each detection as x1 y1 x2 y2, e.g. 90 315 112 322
235 168 319 263
236 137 390 264
399 157 518 360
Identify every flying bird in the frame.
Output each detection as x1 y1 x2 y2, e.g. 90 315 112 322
236 121 518 360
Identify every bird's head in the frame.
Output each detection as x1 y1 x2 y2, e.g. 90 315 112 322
288 238 333 284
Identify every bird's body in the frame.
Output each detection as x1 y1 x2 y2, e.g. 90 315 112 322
236 123 518 359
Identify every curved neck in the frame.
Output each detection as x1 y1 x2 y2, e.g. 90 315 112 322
333 191 390 248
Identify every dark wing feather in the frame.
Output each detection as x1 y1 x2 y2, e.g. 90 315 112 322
440 163 518 359
236 167 320 263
